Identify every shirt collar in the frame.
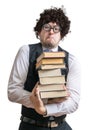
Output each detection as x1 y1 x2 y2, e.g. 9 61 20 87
42 46 58 52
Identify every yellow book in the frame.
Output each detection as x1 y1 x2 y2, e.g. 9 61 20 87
37 52 65 62
36 64 66 70
36 58 64 69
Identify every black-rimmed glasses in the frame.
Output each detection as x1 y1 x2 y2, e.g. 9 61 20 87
42 24 61 33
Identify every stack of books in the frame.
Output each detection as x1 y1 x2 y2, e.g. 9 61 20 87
36 52 68 99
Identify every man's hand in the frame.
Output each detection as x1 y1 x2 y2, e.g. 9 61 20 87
30 82 46 115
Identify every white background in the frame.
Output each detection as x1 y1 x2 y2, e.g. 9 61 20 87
0 0 93 129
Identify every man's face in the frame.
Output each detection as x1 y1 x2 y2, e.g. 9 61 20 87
38 22 61 49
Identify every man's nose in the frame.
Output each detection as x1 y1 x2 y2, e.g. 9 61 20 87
49 28 54 33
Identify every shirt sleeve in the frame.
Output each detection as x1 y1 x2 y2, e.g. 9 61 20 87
8 45 34 108
45 54 81 116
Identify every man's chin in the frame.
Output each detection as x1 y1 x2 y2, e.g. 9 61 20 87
43 43 54 49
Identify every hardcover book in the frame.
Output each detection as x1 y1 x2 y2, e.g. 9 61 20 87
37 51 66 62
38 68 63 77
36 58 64 69
36 64 66 70
38 84 66 92
39 75 66 85
40 90 68 99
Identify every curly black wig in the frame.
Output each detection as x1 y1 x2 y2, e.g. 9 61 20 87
34 7 71 39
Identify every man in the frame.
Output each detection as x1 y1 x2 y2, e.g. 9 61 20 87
8 7 81 130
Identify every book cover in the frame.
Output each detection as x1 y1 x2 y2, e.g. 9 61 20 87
39 75 66 85
37 52 66 62
40 90 68 99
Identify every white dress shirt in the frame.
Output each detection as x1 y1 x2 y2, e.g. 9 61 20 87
8 45 81 117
